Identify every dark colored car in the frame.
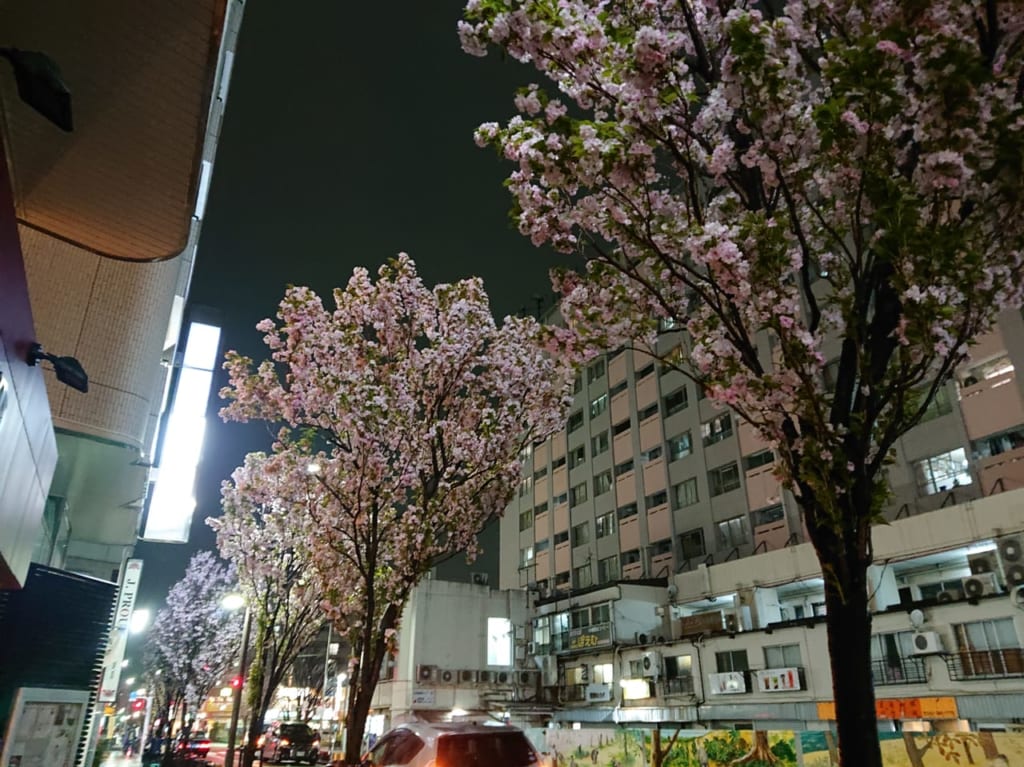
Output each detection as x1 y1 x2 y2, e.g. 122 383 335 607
261 722 321 764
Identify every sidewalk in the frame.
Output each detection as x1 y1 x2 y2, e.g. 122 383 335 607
99 752 142 767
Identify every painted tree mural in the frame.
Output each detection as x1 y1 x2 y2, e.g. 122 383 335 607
220 255 572 763
462 1 1024 764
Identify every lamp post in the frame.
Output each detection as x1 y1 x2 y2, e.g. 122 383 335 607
223 595 252 767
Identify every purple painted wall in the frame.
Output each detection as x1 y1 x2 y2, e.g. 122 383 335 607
0 137 57 588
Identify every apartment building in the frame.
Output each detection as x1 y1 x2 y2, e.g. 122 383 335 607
496 310 1024 730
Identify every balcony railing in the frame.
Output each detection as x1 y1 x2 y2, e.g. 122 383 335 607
662 676 696 695
944 648 1024 680
563 683 588 702
871 657 927 686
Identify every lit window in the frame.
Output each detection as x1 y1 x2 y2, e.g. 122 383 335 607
914 448 972 495
487 617 512 666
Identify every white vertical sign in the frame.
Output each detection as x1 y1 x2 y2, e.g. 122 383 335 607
98 559 144 701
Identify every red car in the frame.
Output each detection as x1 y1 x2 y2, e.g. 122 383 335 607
176 730 211 760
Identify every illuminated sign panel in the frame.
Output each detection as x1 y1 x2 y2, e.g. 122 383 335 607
143 322 220 542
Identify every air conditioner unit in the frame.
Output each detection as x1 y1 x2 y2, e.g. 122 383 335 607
910 631 944 656
439 669 455 684
478 670 494 684
1013 585 1024 609
471 572 490 587
536 655 558 686
641 651 663 678
962 572 998 599
416 664 437 683
968 551 998 576
459 669 478 683
936 589 958 604
496 670 512 685
517 669 539 687
998 535 1024 586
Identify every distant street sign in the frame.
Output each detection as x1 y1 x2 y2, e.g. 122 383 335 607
128 691 138 701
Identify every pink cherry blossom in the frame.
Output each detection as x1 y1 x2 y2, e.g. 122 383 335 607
463 3 1024 765
220 254 572 763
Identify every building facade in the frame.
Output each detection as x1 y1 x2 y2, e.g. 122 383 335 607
495 311 1024 730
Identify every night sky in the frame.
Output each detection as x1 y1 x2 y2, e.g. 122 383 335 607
131 2 560 620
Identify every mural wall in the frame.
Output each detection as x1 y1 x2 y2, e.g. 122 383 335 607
540 728 1024 767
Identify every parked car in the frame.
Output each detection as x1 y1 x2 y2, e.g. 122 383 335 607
260 722 321 764
175 730 211 760
362 722 540 767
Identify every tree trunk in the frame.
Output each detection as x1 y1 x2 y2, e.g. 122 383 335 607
732 731 777 764
902 732 931 767
343 604 399 765
821 548 883 767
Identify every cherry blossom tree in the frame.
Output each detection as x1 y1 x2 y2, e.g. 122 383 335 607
209 452 326 767
461 3 1024 765
220 255 572 764
143 551 241 747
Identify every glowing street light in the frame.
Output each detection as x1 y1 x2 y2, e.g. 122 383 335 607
129 608 151 634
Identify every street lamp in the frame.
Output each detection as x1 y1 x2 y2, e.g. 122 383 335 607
222 594 252 767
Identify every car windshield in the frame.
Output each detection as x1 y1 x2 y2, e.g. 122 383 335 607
436 732 537 767
281 724 313 738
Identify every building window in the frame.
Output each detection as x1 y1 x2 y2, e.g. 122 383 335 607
535 538 550 553
596 511 616 538
663 387 688 415
593 661 614 684
679 528 706 559
669 432 693 461
594 470 613 496
639 403 659 421
533 466 548 481
764 644 802 668
570 482 588 506
716 516 748 548
915 448 972 495
554 571 571 590
870 631 925 685
487 617 512 666
597 555 619 583
519 475 533 497
613 419 631 436
610 380 628 397
615 459 635 476
636 363 655 380
617 503 638 520
519 444 534 463
743 449 774 472
709 461 741 496
573 375 583 394
572 521 590 547
519 509 533 531
641 446 663 463
568 410 585 434
591 431 610 456
569 445 586 468
554 530 569 546
620 548 641 566
552 455 567 471
701 413 733 446
590 394 609 418
950 618 1022 679
519 546 534 568
715 650 749 673
573 564 593 589
919 384 953 423
534 502 549 516
673 478 699 509
645 489 668 508
750 504 785 527
664 655 694 691
587 359 606 383
553 492 569 506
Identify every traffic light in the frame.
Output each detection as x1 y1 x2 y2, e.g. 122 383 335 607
131 698 146 712
230 676 243 689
